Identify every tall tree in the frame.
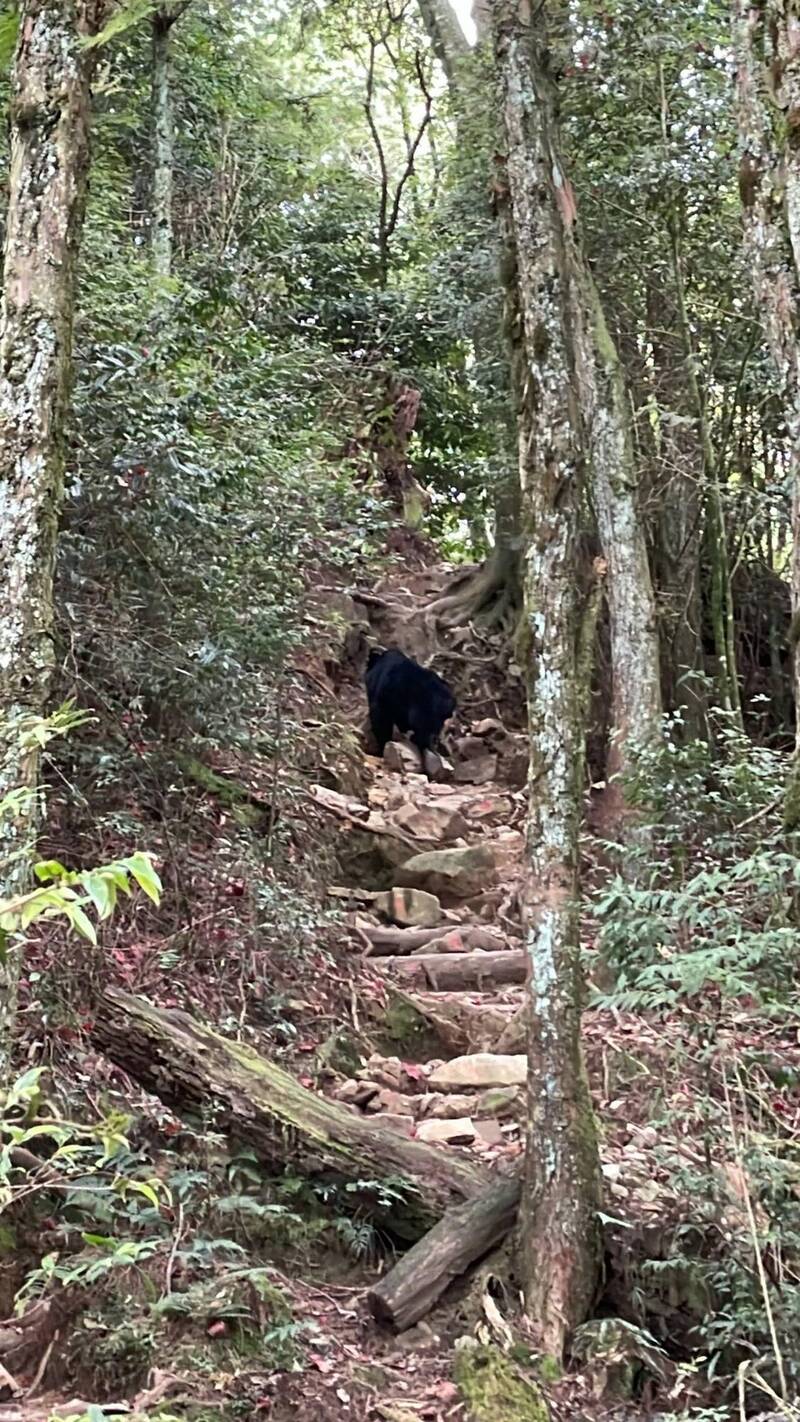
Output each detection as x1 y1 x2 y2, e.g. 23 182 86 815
734 0 800 820
0 0 109 1071
491 0 601 1356
151 3 190 280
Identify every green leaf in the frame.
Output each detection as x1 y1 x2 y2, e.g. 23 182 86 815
0 9 18 72
83 872 113 920
33 860 68 883
126 852 162 905
65 904 97 945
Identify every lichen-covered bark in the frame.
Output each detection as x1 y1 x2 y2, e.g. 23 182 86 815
491 0 601 1358
733 0 800 814
151 11 175 279
0 0 108 1071
578 267 662 783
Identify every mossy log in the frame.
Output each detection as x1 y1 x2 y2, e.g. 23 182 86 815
367 1175 521 1330
375 950 527 991
92 988 487 1239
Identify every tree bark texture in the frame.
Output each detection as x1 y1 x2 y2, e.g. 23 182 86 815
151 10 176 279
491 0 601 1358
0 0 108 1073
733 0 800 818
92 988 487 1240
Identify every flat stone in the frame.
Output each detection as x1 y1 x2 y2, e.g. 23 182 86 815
392 801 467 842
416 1117 476 1145
428 1053 527 1089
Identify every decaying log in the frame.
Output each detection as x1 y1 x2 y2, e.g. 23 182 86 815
367 1175 521 1330
92 988 486 1239
364 924 508 954
374 950 527 991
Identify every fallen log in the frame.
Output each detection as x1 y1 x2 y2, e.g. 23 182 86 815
363 925 508 955
92 988 486 1240
373 950 527 991
367 1174 522 1330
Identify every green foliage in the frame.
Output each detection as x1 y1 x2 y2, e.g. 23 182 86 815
592 718 795 1011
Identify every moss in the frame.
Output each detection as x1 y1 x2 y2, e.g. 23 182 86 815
179 755 265 829
381 997 431 1050
784 753 800 831
454 1342 549 1422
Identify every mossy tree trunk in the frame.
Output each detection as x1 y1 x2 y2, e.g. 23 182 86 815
491 0 601 1358
734 0 800 821
0 0 109 1076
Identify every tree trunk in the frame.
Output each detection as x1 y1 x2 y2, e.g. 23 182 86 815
647 277 707 738
491 0 601 1359
92 988 487 1239
733 0 800 820
151 10 176 280
0 0 108 1076
578 267 663 788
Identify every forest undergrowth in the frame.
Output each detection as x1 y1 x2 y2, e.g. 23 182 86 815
0 545 796 1422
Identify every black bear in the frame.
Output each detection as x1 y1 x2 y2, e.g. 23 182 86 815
365 647 456 757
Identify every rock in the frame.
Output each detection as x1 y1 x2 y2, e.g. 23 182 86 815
416 1086 521 1120
472 717 510 741
416 1117 476 1145
369 1113 415 1137
422 750 454 782
392 801 468 842
464 795 513 824
365 1087 414 1116
335 1079 379 1108
474 1119 505 1147
455 736 487 759
454 1342 549 1422
454 755 498 786
375 886 442 927
384 741 424 775
360 1053 405 1090
428 1053 527 1089
396 845 498 900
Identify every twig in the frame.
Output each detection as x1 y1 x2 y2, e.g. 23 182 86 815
164 1200 186 1296
24 1331 56 1399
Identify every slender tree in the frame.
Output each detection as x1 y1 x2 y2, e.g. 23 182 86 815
151 3 190 280
734 0 800 820
491 0 601 1356
0 0 109 1071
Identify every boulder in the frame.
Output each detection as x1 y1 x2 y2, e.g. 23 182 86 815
396 845 498 900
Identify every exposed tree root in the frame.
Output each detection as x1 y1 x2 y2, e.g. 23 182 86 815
425 559 519 631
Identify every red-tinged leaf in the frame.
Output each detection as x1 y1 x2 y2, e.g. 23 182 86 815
207 1320 227 1337
309 1354 334 1373
403 1062 426 1081
299 1075 314 1088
